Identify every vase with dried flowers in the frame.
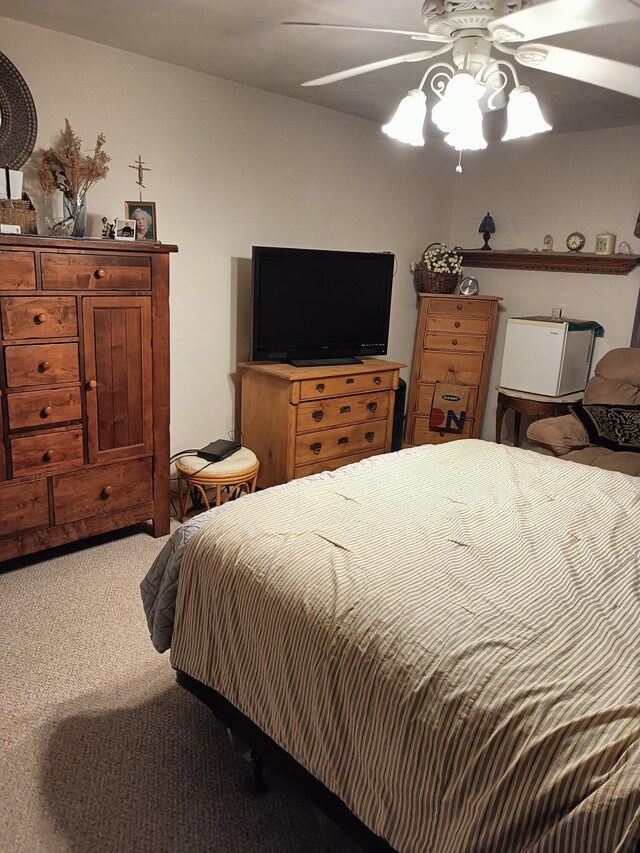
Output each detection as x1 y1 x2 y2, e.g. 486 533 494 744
38 119 110 237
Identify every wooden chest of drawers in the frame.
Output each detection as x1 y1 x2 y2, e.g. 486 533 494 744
0 235 176 562
405 293 501 446
239 359 405 488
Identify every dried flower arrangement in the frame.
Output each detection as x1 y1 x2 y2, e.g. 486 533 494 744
410 243 463 275
38 119 110 199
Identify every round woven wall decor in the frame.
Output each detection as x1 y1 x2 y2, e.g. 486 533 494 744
0 51 38 169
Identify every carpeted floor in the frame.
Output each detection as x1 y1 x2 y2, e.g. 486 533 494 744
0 523 362 853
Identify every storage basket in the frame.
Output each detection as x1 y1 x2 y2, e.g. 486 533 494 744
0 194 37 235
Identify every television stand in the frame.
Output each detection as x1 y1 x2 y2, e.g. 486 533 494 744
288 357 363 367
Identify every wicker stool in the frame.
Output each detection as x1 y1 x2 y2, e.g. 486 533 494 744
175 447 259 522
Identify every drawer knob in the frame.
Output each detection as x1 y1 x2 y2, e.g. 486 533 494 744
310 442 322 454
456 303 463 310
454 321 461 328
449 365 455 372
338 436 349 445
316 383 325 392
340 405 351 414
365 431 375 442
39 360 51 372
312 410 324 422
35 313 48 324
102 485 114 497
43 450 54 462
346 378 354 384
373 376 382 385
95 268 107 279
367 401 378 413
439 430 446 437
41 405 53 418
452 338 459 346
87 379 98 390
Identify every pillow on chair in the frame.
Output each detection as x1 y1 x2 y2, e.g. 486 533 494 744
570 403 640 453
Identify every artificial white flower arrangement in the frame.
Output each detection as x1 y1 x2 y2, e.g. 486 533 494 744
410 243 463 276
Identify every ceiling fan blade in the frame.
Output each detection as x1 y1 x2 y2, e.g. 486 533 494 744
515 44 640 99
301 46 451 87
282 21 451 44
490 0 640 43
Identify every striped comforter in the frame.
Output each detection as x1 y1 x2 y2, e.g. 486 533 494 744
168 440 640 852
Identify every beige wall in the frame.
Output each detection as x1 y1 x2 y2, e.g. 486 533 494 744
447 125 640 439
4 17 640 452
5 16 453 453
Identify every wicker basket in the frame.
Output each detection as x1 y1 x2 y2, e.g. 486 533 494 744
0 195 38 235
414 268 460 294
413 242 461 294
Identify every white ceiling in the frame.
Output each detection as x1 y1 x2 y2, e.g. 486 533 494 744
3 0 640 141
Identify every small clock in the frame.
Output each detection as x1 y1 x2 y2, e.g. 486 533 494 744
459 275 479 296
566 231 586 252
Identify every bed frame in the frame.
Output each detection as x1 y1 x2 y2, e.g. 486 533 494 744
176 670 396 852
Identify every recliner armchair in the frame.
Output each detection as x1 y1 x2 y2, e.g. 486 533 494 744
527 347 640 476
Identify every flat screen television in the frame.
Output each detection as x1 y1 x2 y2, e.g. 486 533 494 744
250 246 394 366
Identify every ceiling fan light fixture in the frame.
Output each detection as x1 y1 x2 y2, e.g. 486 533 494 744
502 85 552 141
382 89 427 146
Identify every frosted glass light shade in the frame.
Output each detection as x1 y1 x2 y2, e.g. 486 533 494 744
382 89 427 146
444 102 487 151
502 85 552 140
432 72 485 134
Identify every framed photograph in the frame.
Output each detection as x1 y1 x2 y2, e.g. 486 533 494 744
114 218 136 241
124 201 157 241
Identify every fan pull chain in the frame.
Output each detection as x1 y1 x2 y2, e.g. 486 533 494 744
456 150 463 174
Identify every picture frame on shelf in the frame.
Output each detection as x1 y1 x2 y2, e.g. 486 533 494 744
125 200 157 241
114 218 136 241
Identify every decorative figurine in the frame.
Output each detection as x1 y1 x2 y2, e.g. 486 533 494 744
478 212 496 250
543 234 553 252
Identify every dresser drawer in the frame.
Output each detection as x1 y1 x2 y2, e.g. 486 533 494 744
11 427 84 477
299 370 394 401
0 250 36 290
427 298 492 319
7 387 82 430
416 383 478 416
294 447 386 480
4 343 80 387
52 456 153 525
41 253 151 290
295 420 387 466
297 390 391 433
418 351 483 385
426 315 489 335
424 332 486 353
412 415 474 445
0 478 49 537
1 296 77 340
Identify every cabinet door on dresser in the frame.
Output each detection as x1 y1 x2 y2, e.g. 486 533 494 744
82 296 153 464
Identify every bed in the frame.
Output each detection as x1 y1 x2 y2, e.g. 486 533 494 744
141 440 640 853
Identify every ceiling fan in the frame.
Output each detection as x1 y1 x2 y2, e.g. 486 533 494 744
283 0 640 153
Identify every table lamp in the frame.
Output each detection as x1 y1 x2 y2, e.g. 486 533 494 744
479 212 496 250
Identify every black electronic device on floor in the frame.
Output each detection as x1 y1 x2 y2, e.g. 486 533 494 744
197 439 241 463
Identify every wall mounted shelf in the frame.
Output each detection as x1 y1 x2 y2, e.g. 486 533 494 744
459 250 640 276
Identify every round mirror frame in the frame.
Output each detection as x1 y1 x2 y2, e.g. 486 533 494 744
0 51 37 169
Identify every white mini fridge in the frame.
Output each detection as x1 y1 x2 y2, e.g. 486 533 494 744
499 316 600 397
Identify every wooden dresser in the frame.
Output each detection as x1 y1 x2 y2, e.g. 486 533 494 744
405 293 501 446
240 358 405 489
0 235 176 562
